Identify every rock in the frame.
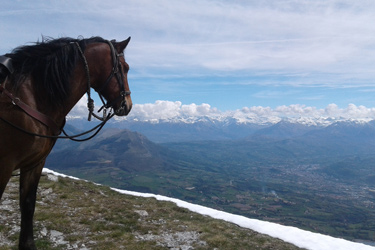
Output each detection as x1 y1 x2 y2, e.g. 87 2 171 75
47 174 59 182
49 230 68 245
134 210 149 217
135 231 206 249
40 227 48 237
41 188 53 196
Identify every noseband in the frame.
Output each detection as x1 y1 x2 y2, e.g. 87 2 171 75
75 40 131 121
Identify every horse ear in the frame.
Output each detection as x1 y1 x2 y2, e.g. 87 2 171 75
117 37 131 52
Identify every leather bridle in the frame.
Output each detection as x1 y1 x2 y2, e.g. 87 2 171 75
76 40 131 122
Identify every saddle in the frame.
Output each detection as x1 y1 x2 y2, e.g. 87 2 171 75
0 55 14 83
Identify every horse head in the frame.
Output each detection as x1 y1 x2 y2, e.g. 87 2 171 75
84 37 132 117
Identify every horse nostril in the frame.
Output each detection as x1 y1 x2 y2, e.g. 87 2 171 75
115 103 131 116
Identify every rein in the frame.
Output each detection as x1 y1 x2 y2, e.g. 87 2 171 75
0 40 128 141
0 85 61 135
0 82 114 141
0 111 114 141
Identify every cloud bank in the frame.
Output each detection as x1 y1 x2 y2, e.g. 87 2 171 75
69 99 375 125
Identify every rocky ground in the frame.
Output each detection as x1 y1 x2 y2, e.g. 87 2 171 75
0 172 303 250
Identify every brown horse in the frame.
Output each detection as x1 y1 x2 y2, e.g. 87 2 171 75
0 36 132 249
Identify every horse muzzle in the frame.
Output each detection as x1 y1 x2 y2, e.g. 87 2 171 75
114 94 132 116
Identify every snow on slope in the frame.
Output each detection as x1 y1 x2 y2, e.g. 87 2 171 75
43 168 375 250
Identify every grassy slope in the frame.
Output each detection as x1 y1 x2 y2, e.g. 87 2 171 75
0 173 303 250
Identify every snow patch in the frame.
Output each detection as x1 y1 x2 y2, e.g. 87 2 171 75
42 168 375 250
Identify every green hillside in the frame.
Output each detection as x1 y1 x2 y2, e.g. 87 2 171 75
0 173 303 250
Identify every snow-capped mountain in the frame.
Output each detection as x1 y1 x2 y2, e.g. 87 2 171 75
69 99 375 125
66 100 375 142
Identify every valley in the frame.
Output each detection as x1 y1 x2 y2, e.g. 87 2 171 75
46 118 375 244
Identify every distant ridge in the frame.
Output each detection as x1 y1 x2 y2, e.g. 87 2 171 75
66 114 375 143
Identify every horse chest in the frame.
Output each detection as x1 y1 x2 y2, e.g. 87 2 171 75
0 119 55 170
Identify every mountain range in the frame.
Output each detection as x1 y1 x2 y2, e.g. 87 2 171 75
66 114 375 142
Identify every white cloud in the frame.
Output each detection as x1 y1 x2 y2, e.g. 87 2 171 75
124 101 221 122
180 103 218 117
3 0 374 86
130 100 182 120
67 96 88 118
69 100 375 124
121 0 375 80
3 0 375 111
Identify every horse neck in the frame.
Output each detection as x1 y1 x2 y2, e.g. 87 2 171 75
14 73 88 126
54 58 97 122
62 71 90 118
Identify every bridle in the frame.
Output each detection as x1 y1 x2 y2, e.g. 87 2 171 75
0 40 131 141
76 40 131 122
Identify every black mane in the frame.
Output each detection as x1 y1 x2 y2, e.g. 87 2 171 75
6 36 107 108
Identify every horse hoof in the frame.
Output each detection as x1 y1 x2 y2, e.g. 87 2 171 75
19 242 37 250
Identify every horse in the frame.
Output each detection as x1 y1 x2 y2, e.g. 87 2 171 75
0 36 132 249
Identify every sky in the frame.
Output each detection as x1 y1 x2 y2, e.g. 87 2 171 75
43 168 375 250
2 0 375 115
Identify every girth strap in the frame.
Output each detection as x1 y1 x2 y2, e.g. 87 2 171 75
0 85 61 135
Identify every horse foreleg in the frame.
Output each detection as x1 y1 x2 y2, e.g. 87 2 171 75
19 161 44 250
0 167 13 200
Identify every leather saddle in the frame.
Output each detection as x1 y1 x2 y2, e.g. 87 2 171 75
0 55 14 83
